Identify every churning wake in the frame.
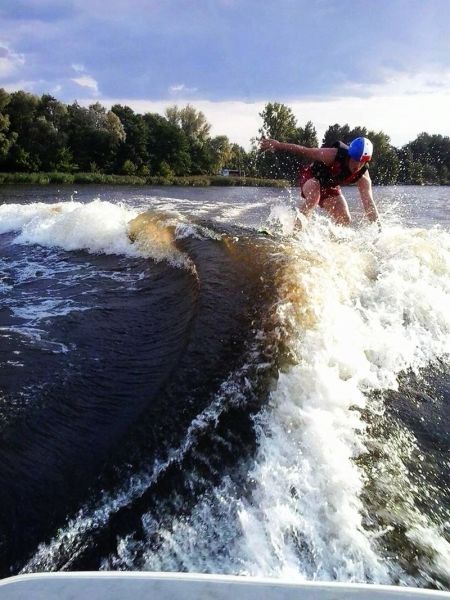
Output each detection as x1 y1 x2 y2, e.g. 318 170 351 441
1 196 449 588
104 215 450 586
231 218 450 583
0 198 199 268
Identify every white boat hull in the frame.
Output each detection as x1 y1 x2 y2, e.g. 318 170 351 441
0 572 448 599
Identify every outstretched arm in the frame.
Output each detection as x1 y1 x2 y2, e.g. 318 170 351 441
260 138 336 165
357 171 380 225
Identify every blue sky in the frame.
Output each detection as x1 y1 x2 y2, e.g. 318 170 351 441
1 0 449 147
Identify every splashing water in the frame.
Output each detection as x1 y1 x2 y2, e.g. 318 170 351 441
1 188 449 588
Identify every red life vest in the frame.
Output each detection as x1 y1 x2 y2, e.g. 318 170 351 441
311 141 368 187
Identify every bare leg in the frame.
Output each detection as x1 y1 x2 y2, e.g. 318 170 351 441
294 178 321 230
321 193 351 225
299 178 321 217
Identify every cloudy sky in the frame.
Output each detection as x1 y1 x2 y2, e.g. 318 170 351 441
1 0 449 148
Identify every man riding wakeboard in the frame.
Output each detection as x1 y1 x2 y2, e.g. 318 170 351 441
260 136 380 227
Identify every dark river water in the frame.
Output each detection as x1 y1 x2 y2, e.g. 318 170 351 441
0 184 449 589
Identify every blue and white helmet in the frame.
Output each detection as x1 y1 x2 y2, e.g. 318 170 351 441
348 137 373 163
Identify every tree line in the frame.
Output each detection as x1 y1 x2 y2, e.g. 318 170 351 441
0 90 449 185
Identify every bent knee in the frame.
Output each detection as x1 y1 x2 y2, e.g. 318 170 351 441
301 178 321 206
302 177 320 193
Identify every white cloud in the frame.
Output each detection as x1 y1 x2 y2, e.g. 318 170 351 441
2 79 38 93
0 43 25 79
71 74 99 95
169 83 198 94
344 66 450 98
70 64 99 96
2 78 65 97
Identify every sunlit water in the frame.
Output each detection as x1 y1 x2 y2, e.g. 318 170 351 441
0 184 449 589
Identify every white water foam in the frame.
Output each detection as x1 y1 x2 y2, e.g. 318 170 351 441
10 298 90 323
231 213 450 583
267 203 298 235
0 200 189 267
137 195 271 225
0 200 135 255
0 326 70 354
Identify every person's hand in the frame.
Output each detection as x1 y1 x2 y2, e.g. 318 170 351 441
260 138 279 152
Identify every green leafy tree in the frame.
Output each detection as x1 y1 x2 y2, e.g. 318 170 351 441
207 135 233 173
257 102 296 180
121 159 137 175
322 123 356 146
2 92 70 171
257 103 317 182
37 94 68 136
33 95 70 170
189 140 213 174
5 90 39 138
157 160 174 179
258 102 297 141
111 104 149 171
422 164 440 184
143 113 191 175
10 147 41 172
50 147 78 172
0 89 17 164
296 120 318 148
67 102 125 172
165 104 211 143
404 133 450 184
137 164 150 177
243 149 259 177
227 143 247 174
369 130 399 184
0 111 13 162
0 88 10 114
165 105 214 173
4 90 42 171
396 147 425 184
438 165 449 185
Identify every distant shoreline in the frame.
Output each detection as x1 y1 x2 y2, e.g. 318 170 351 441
1 173 447 188
0 172 288 188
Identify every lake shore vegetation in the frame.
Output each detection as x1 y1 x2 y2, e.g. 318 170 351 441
0 90 449 186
